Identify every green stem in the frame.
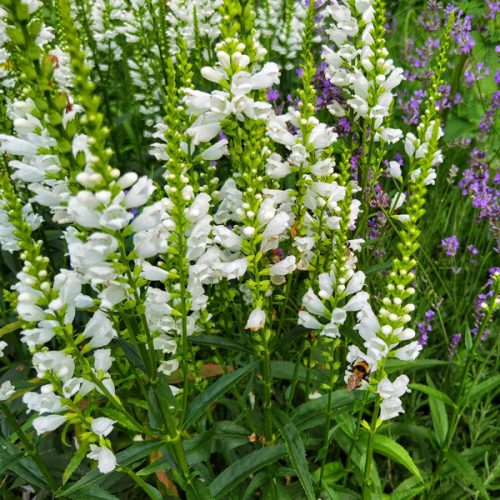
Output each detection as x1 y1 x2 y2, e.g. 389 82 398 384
342 391 370 487
286 339 307 410
261 336 274 443
318 339 340 485
362 397 380 499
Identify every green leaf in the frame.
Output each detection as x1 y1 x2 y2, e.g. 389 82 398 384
0 437 47 488
188 335 253 354
464 326 473 351
69 485 119 500
273 409 316 500
61 441 162 496
183 361 258 429
242 471 268 500
271 360 324 383
0 449 24 476
214 421 250 453
63 442 90 485
468 374 500 402
208 443 287 498
426 374 448 446
113 338 146 373
101 407 143 433
388 486 425 500
385 359 448 374
409 383 456 408
136 448 174 476
373 434 422 481
445 450 488 498
186 479 215 500
0 321 21 337
291 391 357 432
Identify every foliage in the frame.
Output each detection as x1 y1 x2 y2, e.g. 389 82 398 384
0 0 498 498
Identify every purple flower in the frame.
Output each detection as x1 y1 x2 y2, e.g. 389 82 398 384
448 6 476 55
464 62 490 87
467 244 479 256
266 88 280 102
458 148 500 238
470 268 499 340
486 1 500 20
448 333 462 359
418 308 435 346
337 117 351 135
441 236 460 257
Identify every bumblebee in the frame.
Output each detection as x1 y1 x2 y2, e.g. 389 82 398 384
346 360 370 392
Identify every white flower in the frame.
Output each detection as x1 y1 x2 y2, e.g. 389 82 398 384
269 256 296 276
99 284 128 310
83 310 117 348
377 375 410 399
91 417 115 438
22 0 43 15
380 128 403 144
303 289 326 316
309 123 337 149
0 135 39 156
0 381 15 401
21 323 56 348
158 359 179 376
344 291 369 312
201 139 228 161
94 349 114 372
124 176 156 208
33 414 67 435
217 258 248 280
141 262 168 281
245 307 266 331
87 445 117 474
212 226 242 251
345 271 365 296
67 192 101 227
404 133 418 157
100 205 133 230
388 161 402 178
187 113 222 145
354 307 380 341
0 340 7 357
250 62 280 89
201 66 225 83
187 193 211 223
298 310 323 329
365 337 389 361
117 172 139 189
33 351 75 382
23 391 67 414
393 341 422 361
266 153 290 178
380 396 404 421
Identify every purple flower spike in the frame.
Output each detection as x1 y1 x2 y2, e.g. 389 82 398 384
441 236 460 257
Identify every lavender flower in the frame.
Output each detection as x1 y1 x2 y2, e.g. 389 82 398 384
486 1 500 20
441 235 460 257
464 62 490 87
459 148 500 239
448 6 476 54
418 309 435 346
266 88 280 103
448 333 462 359
471 267 499 340
479 91 500 135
